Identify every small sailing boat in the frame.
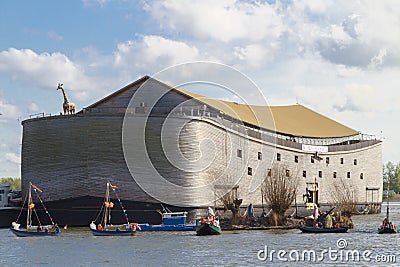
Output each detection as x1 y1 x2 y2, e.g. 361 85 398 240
10 182 61 237
196 207 221 236
378 180 396 234
89 182 137 236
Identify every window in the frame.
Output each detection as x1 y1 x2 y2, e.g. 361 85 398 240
333 172 337 178
258 152 262 160
340 158 344 164
294 155 299 163
248 167 253 176
311 156 314 163
360 173 364 179
286 170 290 177
319 171 322 178
347 172 351 178
354 159 357 165
326 157 330 164
277 153 281 161
0 195 2 202
267 169 271 177
303 171 307 178
237 149 242 158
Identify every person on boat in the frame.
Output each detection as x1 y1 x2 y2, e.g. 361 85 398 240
37 225 42 232
206 207 215 224
389 221 395 230
382 218 388 227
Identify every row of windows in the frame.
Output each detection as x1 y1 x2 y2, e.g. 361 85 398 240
301 170 364 179
238 150 359 167
261 168 364 179
238 149 264 160
277 153 358 165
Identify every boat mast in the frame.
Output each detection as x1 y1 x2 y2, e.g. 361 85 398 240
26 182 32 227
386 177 390 223
104 182 110 227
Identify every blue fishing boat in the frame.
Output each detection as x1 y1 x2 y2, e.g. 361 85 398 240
89 182 137 236
138 207 196 231
10 182 61 237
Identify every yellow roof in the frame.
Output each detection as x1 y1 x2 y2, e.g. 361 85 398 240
175 88 358 138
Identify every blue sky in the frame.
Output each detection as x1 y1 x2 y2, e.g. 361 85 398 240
0 0 399 177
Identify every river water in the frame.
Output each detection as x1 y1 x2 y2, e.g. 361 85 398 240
1 204 400 267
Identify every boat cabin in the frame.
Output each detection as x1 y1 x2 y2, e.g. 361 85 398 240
0 184 10 207
163 212 188 225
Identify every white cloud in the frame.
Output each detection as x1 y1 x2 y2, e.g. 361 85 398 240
0 48 93 101
233 44 273 68
114 35 201 72
0 100 21 122
285 1 400 68
28 102 41 113
145 0 285 43
5 153 20 165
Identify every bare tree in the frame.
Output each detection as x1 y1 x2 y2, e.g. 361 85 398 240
262 163 299 226
329 178 357 228
215 185 243 225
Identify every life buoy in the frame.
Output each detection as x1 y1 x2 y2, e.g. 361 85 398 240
97 224 103 231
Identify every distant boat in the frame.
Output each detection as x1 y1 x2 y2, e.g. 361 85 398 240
378 180 397 234
89 182 137 236
196 207 221 236
138 207 195 231
10 182 61 237
297 225 348 233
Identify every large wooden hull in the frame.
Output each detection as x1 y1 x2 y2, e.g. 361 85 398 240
89 228 136 236
10 227 61 237
298 226 348 233
196 223 221 236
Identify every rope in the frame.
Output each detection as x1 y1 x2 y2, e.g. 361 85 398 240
14 190 28 223
111 187 130 224
33 208 42 227
32 187 56 226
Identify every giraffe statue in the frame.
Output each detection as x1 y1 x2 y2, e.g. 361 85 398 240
57 83 76 115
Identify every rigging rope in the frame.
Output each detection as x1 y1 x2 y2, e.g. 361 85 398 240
32 187 56 226
111 186 130 224
15 190 28 223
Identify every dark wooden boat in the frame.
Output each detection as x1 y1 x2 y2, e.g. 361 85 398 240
378 226 396 234
89 182 137 236
10 227 61 237
89 227 135 236
10 182 61 237
298 225 348 233
196 223 222 236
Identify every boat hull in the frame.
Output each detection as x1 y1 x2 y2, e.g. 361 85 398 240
137 223 196 231
10 227 61 237
298 226 348 233
196 223 221 236
89 228 136 236
378 227 396 234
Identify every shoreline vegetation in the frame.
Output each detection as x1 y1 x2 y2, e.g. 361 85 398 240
0 177 21 191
